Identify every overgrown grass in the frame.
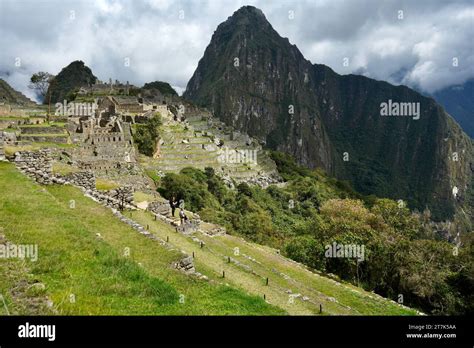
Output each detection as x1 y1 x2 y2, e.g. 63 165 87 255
95 178 121 191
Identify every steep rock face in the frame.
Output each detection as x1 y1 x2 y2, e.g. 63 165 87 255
184 6 473 222
46 60 97 104
184 6 334 172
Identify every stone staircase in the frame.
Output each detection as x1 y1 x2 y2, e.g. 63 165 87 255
145 110 281 187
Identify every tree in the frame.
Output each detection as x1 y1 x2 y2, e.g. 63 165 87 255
371 198 421 239
285 235 326 270
29 72 54 101
133 114 162 156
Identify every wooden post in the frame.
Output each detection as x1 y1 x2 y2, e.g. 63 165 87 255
222 270 225 278
227 256 230 263
192 251 195 259
264 294 266 300
166 236 169 242
146 224 149 230
154 215 157 221
319 304 323 314
200 241 203 249
266 278 269 286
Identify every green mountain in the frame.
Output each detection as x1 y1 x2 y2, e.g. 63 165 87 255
142 81 178 96
184 6 474 223
0 78 35 106
46 60 97 104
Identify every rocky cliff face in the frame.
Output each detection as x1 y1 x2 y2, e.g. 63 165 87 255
46 60 97 104
184 6 473 223
184 6 334 172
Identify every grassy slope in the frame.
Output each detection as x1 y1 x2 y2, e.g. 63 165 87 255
126 210 419 315
0 162 418 315
0 162 283 315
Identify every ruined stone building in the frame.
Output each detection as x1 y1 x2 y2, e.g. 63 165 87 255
69 116 136 172
98 96 144 114
77 79 135 96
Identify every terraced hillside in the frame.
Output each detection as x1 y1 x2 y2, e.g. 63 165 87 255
0 162 419 315
18 123 70 144
141 110 280 186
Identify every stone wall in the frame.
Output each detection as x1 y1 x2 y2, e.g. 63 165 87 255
13 149 135 210
18 135 69 144
20 126 67 135
65 172 95 191
147 201 170 216
14 149 53 184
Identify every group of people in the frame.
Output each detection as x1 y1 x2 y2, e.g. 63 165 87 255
169 196 188 225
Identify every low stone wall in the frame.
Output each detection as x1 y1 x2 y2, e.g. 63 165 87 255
65 172 95 191
13 149 134 210
18 135 69 144
148 201 170 216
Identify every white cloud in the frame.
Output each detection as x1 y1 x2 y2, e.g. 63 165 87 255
0 0 472 99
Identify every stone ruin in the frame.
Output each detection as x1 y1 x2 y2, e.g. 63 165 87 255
77 79 135 96
14 149 54 184
174 256 195 274
13 149 135 210
68 115 137 173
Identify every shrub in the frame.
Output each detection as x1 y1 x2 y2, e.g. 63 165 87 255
285 235 325 270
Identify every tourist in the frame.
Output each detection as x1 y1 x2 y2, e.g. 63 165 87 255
169 196 177 217
179 209 188 226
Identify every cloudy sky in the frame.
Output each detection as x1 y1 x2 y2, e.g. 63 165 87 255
0 0 473 101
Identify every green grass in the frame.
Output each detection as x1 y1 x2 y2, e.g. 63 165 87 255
52 162 80 176
4 143 77 157
123 209 419 315
0 162 284 315
95 178 121 191
133 191 157 203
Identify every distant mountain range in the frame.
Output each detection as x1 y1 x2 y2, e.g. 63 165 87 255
184 6 473 224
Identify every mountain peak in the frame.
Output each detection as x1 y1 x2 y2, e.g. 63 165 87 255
232 5 266 19
221 5 270 30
